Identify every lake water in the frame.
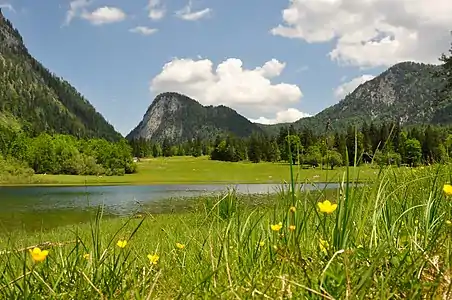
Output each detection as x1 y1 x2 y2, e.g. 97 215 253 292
0 183 339 231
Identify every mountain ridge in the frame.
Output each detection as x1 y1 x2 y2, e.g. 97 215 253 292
128 61 451 141
127 92 264 142
0 10 122 141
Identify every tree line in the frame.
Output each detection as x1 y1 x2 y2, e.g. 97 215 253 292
129 122 452 168
0 125 136 177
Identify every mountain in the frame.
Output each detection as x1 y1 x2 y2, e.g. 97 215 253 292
292 62 448 133
127 92 263 142
0 9 122 141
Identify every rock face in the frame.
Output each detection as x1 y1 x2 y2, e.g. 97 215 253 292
292 61 448 133
127 92 263 142
0 9 122 141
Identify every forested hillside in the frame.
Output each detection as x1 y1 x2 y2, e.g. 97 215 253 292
0 9 121 141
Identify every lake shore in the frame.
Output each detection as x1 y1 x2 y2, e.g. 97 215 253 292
0 156 379 186
0 165 450 298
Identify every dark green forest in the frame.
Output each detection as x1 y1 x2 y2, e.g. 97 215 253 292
129 122 452 168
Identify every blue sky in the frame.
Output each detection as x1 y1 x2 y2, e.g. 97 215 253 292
1 0 450 135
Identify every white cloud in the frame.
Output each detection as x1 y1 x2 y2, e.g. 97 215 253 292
129 26 158 36
81 6 126 25
334 75 375 100
64 0 90 25
150 57 303 119
148 0 165 20
0 3 14 12
250 108 311 124
176 1 211 21
272 0 452 68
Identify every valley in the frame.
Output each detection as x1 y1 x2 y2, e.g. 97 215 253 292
1 6 452 299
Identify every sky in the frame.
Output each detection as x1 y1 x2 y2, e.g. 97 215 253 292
1 0 452 136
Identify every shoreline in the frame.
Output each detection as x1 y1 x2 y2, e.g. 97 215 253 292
0 178 364 187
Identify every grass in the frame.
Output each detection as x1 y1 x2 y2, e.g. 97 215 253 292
5 156 382 186
0 162 451 298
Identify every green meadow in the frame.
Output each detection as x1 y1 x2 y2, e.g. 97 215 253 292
0 161 451 298
7 156 381 186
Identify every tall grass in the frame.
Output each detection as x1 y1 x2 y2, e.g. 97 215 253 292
0 162 451 298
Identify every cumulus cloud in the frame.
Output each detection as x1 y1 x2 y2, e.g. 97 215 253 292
272 0 452 68
334 75 375 100
148 0 165 20
64 1 126 25
81 7 126 25
175 1 211 21
250 108 311 124
129 26 158 36
150 57 304 122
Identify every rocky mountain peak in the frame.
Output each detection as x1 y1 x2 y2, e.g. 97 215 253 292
127 92 263 142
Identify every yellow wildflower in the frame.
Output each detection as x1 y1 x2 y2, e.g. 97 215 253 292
83 253 90 260
176 243 185 249
319 239 329 254
318 200 338 214
443 184 452 196
29 247 49 262
289 225 296 231
147 254 159 265
446 220 452 226
271 222 283 231
290 206 296 213
259 241 265 247
117 240 128 248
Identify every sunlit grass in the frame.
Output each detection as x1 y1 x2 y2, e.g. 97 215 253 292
0 162 451 298
9 156 381 186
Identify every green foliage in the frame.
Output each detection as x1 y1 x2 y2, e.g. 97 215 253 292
324 150 343 169
405 138 422 167
0 125 137 176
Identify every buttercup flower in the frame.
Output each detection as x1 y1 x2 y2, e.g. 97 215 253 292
318 200 338 214
176 243 185 249
147 254 159 265
259 241 265 247
29 247 49 262
290 206 296 213
83 253 90 260
289 225 296 231
271 222 283 231
117 240 128 248
319 239 329 254
443 184 452 196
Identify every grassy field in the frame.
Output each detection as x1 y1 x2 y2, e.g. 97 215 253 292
5 156 382 186
0 163 451 298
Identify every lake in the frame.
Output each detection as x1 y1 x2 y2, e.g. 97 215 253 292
0 182 339 232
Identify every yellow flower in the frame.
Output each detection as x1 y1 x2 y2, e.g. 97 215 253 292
147 254 159 265
446 220 452 226
83 253 90 260
29 247 49 262
176 243 185 249
289 225 296 231
319 239 329 254
271 222 283 231
117 240 128 248
318 200 338 214
443 184 452 196
259 241 265 247
290 206 296 213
